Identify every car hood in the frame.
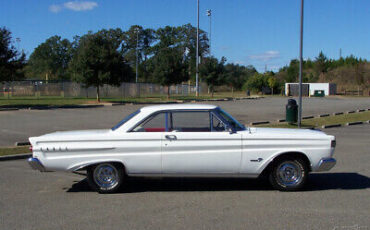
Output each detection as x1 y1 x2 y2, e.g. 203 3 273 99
246 127 334 140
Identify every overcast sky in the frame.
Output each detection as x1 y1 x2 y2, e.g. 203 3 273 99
1 0 369 72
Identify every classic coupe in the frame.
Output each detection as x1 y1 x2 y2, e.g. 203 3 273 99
28 104 336 193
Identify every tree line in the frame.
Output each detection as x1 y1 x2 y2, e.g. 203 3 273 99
1 26 369 100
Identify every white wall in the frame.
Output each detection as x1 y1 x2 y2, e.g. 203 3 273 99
285 83 336 96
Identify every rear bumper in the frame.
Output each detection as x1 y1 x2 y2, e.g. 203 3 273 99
316 158 336 172
28 157 46 172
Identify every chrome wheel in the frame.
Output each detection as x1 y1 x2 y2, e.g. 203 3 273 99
93 164 119 190
276 161 303 186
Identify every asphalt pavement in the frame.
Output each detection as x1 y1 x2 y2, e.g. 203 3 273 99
1 96 370 146
0 125 369 230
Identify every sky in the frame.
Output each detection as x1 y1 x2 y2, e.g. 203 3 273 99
1 0 369 72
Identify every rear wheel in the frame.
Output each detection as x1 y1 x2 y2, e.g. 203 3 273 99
269 157 308 191
87 163 124 193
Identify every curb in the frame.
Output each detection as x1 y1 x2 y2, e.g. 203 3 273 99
319 114 330 117
333 112 344 116
250 121 270 125
277 119 286 122
302 116 314 120
0 153 31 161
321 124 342 129
346 121 363 126
357 109 365 112
15 142 30 146
0 108 19 112
347 111 356 114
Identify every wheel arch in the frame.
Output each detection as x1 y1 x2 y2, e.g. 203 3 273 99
69 160 127 175
259 151 312 178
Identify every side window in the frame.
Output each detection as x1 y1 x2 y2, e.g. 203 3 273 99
212 114 226 131
171 111 210 132
132 112 166 132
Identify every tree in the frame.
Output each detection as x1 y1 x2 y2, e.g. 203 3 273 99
147 46 187 98
68 29 133 101
122 25 157 82
0 27 26 82
27 36 73 80
225 63 256 96
268 76 277 95
315 51 328 74
199 56 226 97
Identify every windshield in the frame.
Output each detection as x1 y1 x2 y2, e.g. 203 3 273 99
216 108 245 131
112 110 140 131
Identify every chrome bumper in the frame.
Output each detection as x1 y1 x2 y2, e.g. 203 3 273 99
28 157 46 172
316 158 336 172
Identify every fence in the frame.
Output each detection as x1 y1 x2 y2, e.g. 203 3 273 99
0 81 207 98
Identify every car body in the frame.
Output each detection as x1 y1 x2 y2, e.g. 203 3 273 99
28 104 336 192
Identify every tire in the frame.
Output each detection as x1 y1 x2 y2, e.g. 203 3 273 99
87 163 124 193
269 157 308 191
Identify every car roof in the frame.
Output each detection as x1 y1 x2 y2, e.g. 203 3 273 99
140 104 218 112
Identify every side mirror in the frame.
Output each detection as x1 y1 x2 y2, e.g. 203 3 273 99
227 126 236 134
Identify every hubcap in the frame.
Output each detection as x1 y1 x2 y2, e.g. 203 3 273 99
276 161 303 186
93 164 119 190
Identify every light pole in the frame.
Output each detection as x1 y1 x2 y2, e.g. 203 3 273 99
206 9 211 55
298 0 304 128
196 0 200 97
135 28 140 83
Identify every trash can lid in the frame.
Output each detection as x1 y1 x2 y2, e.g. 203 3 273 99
287 99 297 105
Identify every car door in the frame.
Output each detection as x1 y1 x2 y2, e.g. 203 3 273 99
126 112 167 174
161 110 242 174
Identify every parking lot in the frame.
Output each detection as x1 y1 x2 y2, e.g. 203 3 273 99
0 125 369 230
1 96 370 146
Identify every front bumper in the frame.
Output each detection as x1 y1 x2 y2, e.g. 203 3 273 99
316 158 336 172
28 157 46 172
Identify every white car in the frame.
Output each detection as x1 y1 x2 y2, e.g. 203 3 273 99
28 104 336 193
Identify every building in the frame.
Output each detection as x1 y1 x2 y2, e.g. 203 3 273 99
285 83 337 96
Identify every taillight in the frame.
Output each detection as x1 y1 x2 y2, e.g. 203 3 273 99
29 146 33 152
331 140 336 148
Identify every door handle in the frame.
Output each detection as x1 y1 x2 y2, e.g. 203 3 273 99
165 135 177 141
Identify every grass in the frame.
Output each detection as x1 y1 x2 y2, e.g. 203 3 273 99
256 111 370 128
0 146 31 156
0 92 256 108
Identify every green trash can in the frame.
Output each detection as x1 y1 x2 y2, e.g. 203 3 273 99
286 99 298 124
313 90 325 97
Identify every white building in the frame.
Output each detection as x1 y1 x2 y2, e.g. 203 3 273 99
285 83 337 96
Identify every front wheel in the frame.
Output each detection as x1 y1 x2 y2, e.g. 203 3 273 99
269 157 308 191
87 163 124 193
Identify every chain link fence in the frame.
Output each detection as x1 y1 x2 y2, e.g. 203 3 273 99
0 81 207 98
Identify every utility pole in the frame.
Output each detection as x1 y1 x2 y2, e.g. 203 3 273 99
298 0 304 128
196 0 200 97
339 48 342 59
206 9 211 55
135 28 140 83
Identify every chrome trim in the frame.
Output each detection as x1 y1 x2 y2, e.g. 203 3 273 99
27 157 46 172
317 158 336 172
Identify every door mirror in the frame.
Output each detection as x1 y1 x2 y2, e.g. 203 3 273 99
227 126 236 134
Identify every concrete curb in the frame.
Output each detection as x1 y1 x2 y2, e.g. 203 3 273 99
0 153 31 161
357 109 365 112
319 114 330 117
302 116 314 120
321 124 342 129
277 119 286 122
333 112 344 116
15 142 30 146
0 108 19 112
250 121 270 125
346 121 364 126
347 110 356 114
